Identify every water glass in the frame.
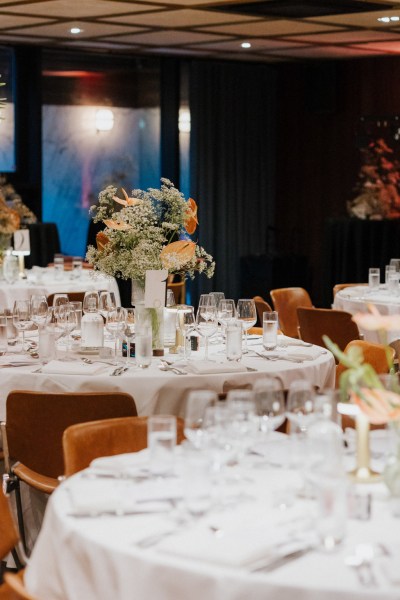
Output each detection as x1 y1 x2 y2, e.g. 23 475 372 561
315 473 347 551
38 323 56 363
226 319 242 361
385 264 396 284
388 271 400 295
54 254 64 280
69 301 83 330
263 311 278 350
253 377 285 434
72 256 83 279
135 328 152 368
147 415 177 476
184 389 217 449
286 380 315 434
181 447 212 517
0 316 7 355
368 267 380 291
237 299 257 353
390 258 400 272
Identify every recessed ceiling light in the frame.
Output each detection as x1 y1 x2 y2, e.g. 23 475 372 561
241 42 251 49
378 16 391 22
391 16 400 21
70 27 83 34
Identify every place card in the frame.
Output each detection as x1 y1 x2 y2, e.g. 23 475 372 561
144 269 168 308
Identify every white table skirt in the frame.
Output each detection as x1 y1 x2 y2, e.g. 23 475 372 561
333 285 400 343
25 446 400 600
0 340 335 422
0 268 120 310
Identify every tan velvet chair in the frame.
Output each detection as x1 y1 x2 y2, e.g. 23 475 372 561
46 291 87 306
0 490 35 600
1 391 137 551
297 307 360 354
332 283 365 298
167 278 186 305
270 287 312 338
336 339 395 387
253 296 273 327
63 416 185 477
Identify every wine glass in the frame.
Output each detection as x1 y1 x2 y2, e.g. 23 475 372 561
198 294 216 309
253 377 286 435
286 380 315 435
99 291 116 319
106 307 126 364
184 390 218 449
209 292 225 309
176 305 195 361
57 303 77 360
236 299 257 353
196 305 218 361
30 295 50 329
13 300 34 353
123 308 135 365
217 299 236 339
83 291 99 314
52 294 69 318
226 389 258 466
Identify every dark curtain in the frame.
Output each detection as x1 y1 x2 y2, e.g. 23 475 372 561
189 60 277 303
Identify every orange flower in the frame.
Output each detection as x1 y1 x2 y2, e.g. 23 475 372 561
112 188 142 207
184 198 198 235
350 388 400 425
96 231 109 251
160 240 196 269
103 219 132 231
352 303 400 331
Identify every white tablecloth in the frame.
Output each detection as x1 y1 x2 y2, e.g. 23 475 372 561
25 444 400 600
0 268 120 310
333 285 400 343
0 338 335 422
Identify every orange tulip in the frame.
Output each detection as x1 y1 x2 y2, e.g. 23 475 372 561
184 198 198 235
96 231 109 251
350 387 400 425
160 240 196 269
112 188 142 207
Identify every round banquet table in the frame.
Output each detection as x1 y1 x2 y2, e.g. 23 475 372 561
333 285 400 343
0 267 120 310
0 336 335 423
24 441 400 600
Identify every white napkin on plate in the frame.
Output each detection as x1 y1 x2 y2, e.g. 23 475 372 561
40 360 104 375
186 360 248 375
158 511 313 568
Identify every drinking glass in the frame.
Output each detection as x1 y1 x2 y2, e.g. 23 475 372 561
105 307 126 364
52 293 69 319
135 327 152 368
181 446 212 518
390 258 400 272
253 377 285 434
217 299 236 338
3 254 19 284
83 291 99 314
54 254 64 280
198 294 216 309
184 390 218 449
147 415 177 476
286 380 315 434
57 303 77 359
226 389 258 464
69 301 82 333
388 271 400 295
209 292 225 309
176 305 195 360
368 267 380 291
0 316 7 355
226 319 243 361
13 300 34 353
99 291 116 319
262 311 278 351
385 264 396 285
123 307 135 365
72 256 83 279
30 295 49 329
196 305 218 361
237 299 257 353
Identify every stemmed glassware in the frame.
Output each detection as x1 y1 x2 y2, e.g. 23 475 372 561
236 299 257 353
83 291 99 314
176 305 196 360
13 300 34 354
217 299 236 339
209 292 225 309
57 303 77 360
30 295 50 330
106 307 126 364
52 293 69 318
196 304 218 361
99 291 116 319
184 390 218 449
286 380 315 435
253 377 286 435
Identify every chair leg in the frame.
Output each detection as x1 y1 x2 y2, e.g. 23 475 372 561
11 548 23 571
14 479 28 557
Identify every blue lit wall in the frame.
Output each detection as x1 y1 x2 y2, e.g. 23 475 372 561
42 105 160 257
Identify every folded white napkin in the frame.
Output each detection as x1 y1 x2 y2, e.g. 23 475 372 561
186 360 248 375
158 511 314 568
0 355 38 367
40 360 104 375
90 451 149 475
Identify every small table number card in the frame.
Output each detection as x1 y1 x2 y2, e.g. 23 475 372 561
13 229 31 255
144 270 168 308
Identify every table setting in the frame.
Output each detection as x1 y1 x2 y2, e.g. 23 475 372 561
24 391 400 600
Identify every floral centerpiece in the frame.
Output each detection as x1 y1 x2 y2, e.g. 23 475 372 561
86 178 215 351
324 305 400 493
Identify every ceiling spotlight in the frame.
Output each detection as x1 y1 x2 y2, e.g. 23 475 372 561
241 42 251 49
391 16 400 21
95 108 114 132
70 27 83 34
377 16 391 22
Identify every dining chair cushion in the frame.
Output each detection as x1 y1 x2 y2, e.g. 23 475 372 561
270 288 312 339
